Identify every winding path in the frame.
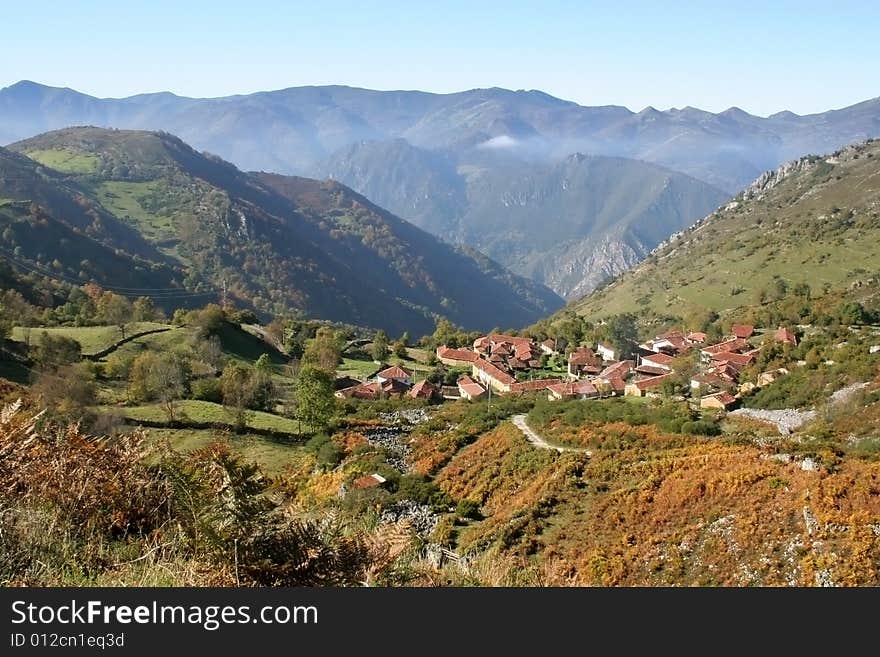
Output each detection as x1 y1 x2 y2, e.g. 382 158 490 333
511 414 592 455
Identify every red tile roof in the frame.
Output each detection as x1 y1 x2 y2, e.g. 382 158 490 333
686 331 707 343
337 382 381 399
774 327 798 345
569 348 600 366
607 377 626 392
731 324 755 339
377 365 411 380
472 358 516 386
633 372 674 390
408 379 438 399
598 360 634 380
635 365 669 376
711 351 754 367
473 336 490 350
457 375 487 398
642 352 675 366
704 391 737 407
437 346 478 362
702 338 749 355
548 380 598 397
380 379 410 396
691 373 731 389
353 473 387 489
488 333 532 347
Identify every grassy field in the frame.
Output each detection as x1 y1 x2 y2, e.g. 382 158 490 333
25 148 100 174
11 322 170 355
90 180 178 242
105 399 302 434
337 357 381 379
143 427 308 475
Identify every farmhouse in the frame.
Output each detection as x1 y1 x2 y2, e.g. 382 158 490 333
598 360 634 382
408 379 439 400
700 391 737 410
471 357 516 393
436 346 478 367
353 473 388 490
624 372 674 397
568 347 602 379
335 382 382 400
596 342 617 362
548 379 599 401
757 368 789 386
510 378 566 394
640 329 691 355
731 324 754 339
376 365 412 386
457 375 487 400
701 337 749 362
640 352 675 371
773 327 798 345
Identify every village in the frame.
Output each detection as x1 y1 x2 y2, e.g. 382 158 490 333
334 322 802 412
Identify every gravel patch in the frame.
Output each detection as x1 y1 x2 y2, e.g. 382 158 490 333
363 426 411 471
380 500 439 537
829 382 869 405
729 408 817 435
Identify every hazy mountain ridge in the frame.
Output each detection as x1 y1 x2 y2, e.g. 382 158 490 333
320 141 728 298
2 127 563 333
2 81 879 191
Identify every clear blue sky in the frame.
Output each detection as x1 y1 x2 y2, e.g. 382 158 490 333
2 0 878 116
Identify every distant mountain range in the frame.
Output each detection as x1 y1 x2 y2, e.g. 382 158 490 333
2 80 878 299
3 81 878 191
0 127 563 334
318 140 728 298
572 138 880 321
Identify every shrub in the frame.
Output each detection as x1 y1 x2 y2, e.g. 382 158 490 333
681 420 721 436
456 499 482 520
191 377 223 403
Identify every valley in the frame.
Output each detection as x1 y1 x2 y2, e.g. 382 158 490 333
1 82 879 589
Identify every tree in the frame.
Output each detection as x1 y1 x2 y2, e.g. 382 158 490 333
265 318 286 350
193 303 227 337
251 354 277 411
220 362 257 431
132 296 162 322
301 327 344 375
605 314 638 360
33 362 97 421
34 332 82 369
392 340 407 359
293 366 336 433
431 318 460 348
0 290 36 345
127 352 190 422
192 334 225 370
97 292 132 340
371 330 389 361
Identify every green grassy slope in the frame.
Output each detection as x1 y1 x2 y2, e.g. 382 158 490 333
573 140 880 321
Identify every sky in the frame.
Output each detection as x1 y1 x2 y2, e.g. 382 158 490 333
1 0 878 116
